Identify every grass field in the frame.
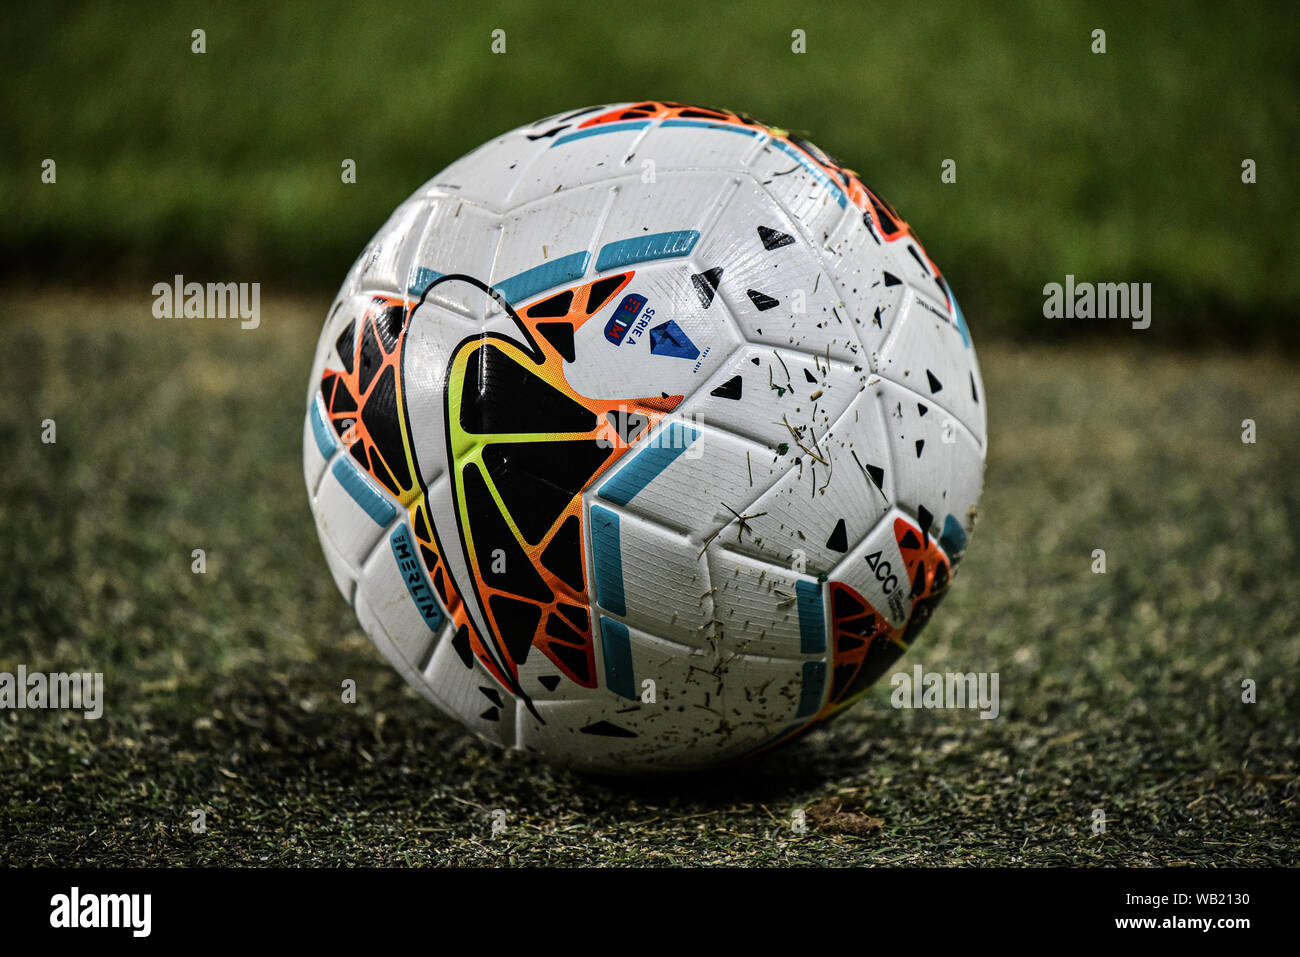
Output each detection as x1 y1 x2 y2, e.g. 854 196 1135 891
1 290 1296 866
3 0 1297 346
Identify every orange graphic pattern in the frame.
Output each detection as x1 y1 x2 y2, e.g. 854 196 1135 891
319 276 686 700
818 515 955 721
575 101 950 304
319 295 512 691
445 274 682 690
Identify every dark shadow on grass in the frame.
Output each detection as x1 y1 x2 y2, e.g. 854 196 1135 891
159 654 862 814
563 730 861 806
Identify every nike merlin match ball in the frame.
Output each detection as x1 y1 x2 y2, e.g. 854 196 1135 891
303 101 986 772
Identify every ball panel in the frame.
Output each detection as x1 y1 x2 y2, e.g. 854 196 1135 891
401 200 503 312
587 505 712 652
878 285 986 446
870 376 984 546
693 179 866 365
311 455 394 577
682 343 861 450
715 384 896 579
312 511 359 611
702 546 828 663
355 519 443 678
349 198 428 298
594 421 784 542
518 634 810 772
827 507 924 630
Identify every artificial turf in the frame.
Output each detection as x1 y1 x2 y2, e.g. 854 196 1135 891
2 289 1295 866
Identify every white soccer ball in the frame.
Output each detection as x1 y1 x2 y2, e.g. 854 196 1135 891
303 101 986 773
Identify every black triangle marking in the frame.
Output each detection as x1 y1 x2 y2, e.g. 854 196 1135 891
833 587 865 619
711 375 742 400
750 356 761 365
480 707 501 722
489 594 542 664
451 624 473 669
757 225 795 250
926 370 943 394
861 209 882 244
838 634 865 653
908 245 930 275
479 686 504 708
747 289 780 311
804 368 818 383
538 675 561 691
918 403 929 416
871 196 900 236
541 519 585 592
917 505 933 548
525 124 569 141
910 561 927 598
527 290 574 318
586 275 625 314
826 518 849 553
335 320 356 374
864 463 885 493
883 271 902 287
558 603 588 631
580 720 637 738
915 439 925 458
481 439 612 546
692 267 723 308
605 410 649 444
537 322 576 362
971 372 979 404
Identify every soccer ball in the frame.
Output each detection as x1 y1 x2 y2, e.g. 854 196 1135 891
303 102 985 773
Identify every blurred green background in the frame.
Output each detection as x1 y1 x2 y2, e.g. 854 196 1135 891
4 0 1296 345
3 1 1298 867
